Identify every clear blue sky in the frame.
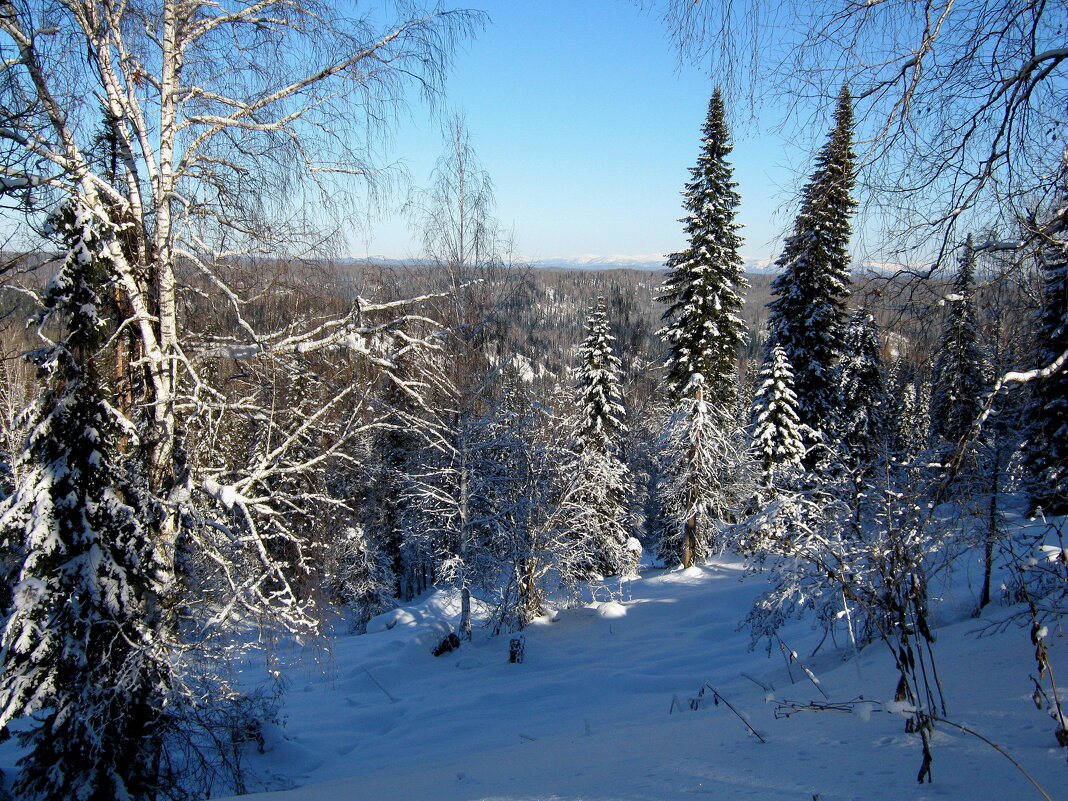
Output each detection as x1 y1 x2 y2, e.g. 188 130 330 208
353 0 808 266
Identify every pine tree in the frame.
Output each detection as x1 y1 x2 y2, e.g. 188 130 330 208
0 204 168 801
567 300 635 579
750 344 805 487
766 85 857 444
1024 172 1068 516
930 237 991 456
658 88 748 412
837 309 889 472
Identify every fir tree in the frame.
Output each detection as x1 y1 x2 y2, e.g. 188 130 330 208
837 309 889 472
888 364 932 466
658 88 748 412
1024 171 1068 516
766 85 857 444
568 300 635 579
750 344 805 487
0 204 168 801
657 374 752 567
930 237 991 456
575 299 627 453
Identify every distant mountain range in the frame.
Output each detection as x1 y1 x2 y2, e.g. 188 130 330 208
346 254 912 275
532 254 779 273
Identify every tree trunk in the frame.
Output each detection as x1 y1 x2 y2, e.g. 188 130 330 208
683 514 697 568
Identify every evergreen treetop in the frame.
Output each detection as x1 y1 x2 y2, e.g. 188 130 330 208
837 308 888 472
930 236 991 452
658 88 748 411
750 344 805 485
766 84 857 440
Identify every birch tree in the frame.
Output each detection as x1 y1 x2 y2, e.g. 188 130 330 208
0 0 477 632
0 5 479 789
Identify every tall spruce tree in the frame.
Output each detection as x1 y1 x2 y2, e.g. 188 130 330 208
766 85 857 444
568 299 635 579
930 237 991 457
0 204 168 801
750 344 805 488
658 88 748 411
1024 171 1068 516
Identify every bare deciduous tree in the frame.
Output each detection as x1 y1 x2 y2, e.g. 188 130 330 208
0 0 480 649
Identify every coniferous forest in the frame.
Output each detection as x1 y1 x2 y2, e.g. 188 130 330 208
0 2 1063 800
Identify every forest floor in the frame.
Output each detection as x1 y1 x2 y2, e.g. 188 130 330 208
220 516 1066 801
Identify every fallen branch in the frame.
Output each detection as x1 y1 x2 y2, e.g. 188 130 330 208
779 637 829 699
692 683 767 744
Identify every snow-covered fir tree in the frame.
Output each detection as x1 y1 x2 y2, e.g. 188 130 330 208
837 309 889 472
0 204 168 801
657 88 748 411
1024 168 1068 516
575 299 627 453
566 299 636 580
750 344 805 488
765 85 856 447
930 237 991 458
889 364 932 466
657 374 752 567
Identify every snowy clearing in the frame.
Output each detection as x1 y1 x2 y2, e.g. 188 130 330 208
215 554 1066 801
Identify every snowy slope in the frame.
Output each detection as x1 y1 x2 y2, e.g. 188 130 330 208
219 556 1066 801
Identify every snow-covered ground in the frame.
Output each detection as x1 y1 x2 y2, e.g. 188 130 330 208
218 553 1066 801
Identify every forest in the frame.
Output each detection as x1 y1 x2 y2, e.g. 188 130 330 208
0 1 1063 800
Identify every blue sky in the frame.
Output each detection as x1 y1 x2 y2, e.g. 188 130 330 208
353 0 809 266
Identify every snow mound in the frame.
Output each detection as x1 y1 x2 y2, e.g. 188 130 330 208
596 601 627 619
366 608 417 633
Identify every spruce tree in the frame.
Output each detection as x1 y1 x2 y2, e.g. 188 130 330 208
0 204 167 801
766 85 857 444
930 237 991 455
575 299 627 453
837 309 889 472
658 88 748 412
1024 174 1068 516
655 373 754 566
750 344 805 487
569 299 634 579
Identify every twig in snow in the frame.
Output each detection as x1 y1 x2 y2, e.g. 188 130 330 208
694 683 767 743
741 671 774 694
778 637 829 699
362 666 398 703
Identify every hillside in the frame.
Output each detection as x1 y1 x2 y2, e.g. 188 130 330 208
216 514 1065 801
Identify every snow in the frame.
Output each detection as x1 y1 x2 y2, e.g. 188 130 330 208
206 550 1066 801
203 477 239 510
